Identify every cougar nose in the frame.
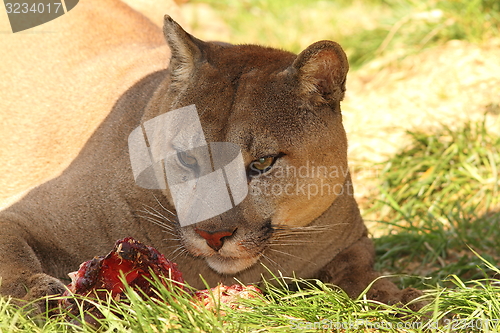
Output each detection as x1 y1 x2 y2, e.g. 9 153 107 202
194 227 236 251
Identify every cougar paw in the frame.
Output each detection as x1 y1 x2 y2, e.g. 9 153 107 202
367 280 425 311
400 287 426 312
22 273 66 313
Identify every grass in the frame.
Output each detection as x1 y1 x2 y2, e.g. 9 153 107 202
366 116 500 290
1 267 500 332
188 0 500 68
370 117 499 222
374 211 500 289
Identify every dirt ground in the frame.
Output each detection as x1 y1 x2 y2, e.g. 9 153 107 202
343 40 500 210
344 39 500 163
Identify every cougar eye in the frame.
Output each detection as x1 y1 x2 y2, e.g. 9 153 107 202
177 150 197 168
249 154 284 177
252 157 274 171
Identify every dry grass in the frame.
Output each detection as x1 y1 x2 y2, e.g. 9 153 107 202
345 39 500 164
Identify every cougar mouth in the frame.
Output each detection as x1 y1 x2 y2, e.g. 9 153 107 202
179 220 273 274
204 253 262 275
185 239 265 274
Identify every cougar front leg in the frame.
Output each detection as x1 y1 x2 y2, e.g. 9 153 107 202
0 215 66 305
317 235 423 310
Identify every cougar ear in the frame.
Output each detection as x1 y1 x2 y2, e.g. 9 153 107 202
163 15 205 85
292 40 349 106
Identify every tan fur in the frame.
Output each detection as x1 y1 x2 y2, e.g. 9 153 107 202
0 8 421 310
0 0 173 209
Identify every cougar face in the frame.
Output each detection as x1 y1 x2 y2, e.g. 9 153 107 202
143 17 349 275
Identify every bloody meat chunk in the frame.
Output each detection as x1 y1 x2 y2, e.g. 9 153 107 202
59 237 261 321
60 237 185 317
